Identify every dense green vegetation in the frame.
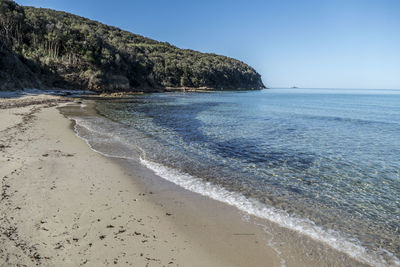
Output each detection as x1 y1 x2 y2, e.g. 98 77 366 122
0 0 265 91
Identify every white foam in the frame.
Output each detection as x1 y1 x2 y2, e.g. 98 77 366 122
70 115 400 267
140 158 400 267
70 117 135 160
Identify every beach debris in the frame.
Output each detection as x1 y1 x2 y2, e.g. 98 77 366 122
0 144 10 150
165 213 172 216
99 235 106 240
115 229 126 235
30 252 41 261
106 224 114 228
145 257 160 262
54 243 63 249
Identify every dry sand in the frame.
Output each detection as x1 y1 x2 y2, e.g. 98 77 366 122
0 95 281 266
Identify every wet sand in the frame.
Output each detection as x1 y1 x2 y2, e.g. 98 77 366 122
0 93 370 266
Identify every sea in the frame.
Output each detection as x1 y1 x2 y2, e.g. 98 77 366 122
68 88 400 266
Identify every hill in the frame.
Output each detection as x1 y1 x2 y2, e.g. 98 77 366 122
0 0 265 92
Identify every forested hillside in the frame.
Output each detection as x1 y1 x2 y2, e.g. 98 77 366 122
0 0 265 91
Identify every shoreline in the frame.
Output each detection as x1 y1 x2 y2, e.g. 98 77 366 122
0 94 282 266
0 93 375 266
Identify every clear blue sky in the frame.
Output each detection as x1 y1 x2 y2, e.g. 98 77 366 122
16 0 400 89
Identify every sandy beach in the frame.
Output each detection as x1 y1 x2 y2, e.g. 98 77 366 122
0 92 375 267
0 93 284 266
1 0 397 265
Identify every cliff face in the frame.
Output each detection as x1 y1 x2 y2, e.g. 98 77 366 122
0 0 265 92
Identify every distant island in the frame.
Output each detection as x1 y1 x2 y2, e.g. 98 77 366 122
0 0 265 92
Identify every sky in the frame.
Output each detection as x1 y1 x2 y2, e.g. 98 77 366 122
15 0 400 89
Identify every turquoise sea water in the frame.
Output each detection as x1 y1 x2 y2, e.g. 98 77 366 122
73 89 400 266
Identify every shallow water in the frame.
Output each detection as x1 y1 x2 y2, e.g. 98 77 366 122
71 89 400 266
